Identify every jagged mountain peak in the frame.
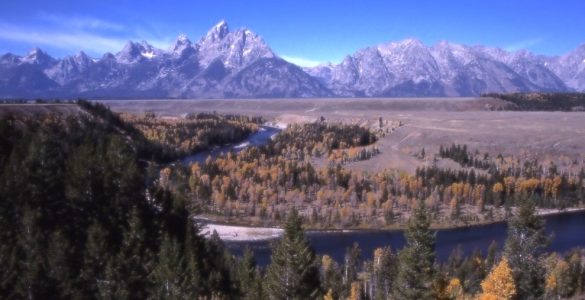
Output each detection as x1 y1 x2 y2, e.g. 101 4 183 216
27 47 46 57
376 38 426 52
549 43 585 91
0 53 22 64
0 21 584 97
75 51 90 59
196 21 274 70
308 38 574 96
170 34 194 55
174 33 191 45
377 38 430 58
57 51 93 66
398 38 425 47
22 47 55 66
203 20 230 43
116 40 161 63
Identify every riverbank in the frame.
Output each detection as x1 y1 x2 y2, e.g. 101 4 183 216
200 223 283 241
227 209 585 267
196 206 585 242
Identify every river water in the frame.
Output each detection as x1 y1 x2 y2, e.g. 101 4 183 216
181 125 282 165
226 211 585 266
179 125 585 266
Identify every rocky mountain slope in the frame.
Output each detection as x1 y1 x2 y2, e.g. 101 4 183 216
306 39 583 97
1 21 584 98
0 21 330 98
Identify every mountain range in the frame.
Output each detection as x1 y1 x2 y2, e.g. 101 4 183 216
1 20 584 98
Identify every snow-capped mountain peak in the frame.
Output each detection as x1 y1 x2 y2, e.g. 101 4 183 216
115 40 162 63
203 20 230 43
308 39 572 96
398 38 425 47
0 20 328 98
169 34 195 57
0 53 21 65
196 21 274 69
22 48 55 66
0 21 583 98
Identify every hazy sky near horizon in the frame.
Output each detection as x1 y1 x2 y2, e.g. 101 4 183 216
1 0 583 66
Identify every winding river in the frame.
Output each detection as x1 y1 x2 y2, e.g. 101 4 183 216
181 125 282 165
225 211 585 266
180 125 585 266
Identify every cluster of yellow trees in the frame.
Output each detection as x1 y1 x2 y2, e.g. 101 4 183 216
332 251 585 300
122 112 260 154
177 145 584 228
327 146 381 165
149 116 584 228
271 123 378 159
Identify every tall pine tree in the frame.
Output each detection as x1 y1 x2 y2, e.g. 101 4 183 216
235 248 264 300
504 197 550 299
265 209 321 299
149 234 190 299
393 200 437 300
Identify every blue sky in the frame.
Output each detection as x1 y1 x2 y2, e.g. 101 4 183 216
1 0 584 66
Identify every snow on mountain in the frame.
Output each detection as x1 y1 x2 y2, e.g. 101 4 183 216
0 21 583 98
45 51 94 85
0 50 59 98
308 39 570 97
546 44 585 91
21 48 56 67
0 21 327 98
169 34 194 57
196 20 275 70
0 53 22 65
115 41 164 64
222 57 331 98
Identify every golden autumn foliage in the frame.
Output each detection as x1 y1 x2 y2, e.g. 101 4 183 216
545 257 572 297
322 255 333 272
122 112 261 154
479 258 516 300
348 282 361 300
445 278 463 299
492 182 504 194
324 289 334 300
144 110 584 229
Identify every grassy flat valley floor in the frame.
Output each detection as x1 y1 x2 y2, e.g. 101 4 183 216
101 98 585 174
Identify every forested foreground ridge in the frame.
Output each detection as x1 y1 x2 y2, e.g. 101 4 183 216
1 103 585 299
0 104 246 298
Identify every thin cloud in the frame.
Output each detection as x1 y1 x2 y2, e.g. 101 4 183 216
0 23 125 54
0 21 172 56
37 12 125 32
504 38 545 52
281 55 326 68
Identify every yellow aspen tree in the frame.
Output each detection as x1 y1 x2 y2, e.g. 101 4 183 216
504 177 515 196
552 176 562 199
545 259 571 298
366 192 377 208
348 282 361 300
479 258 516 300
324 289 334 300
322 255 333 273
492 182 504 194
443 277 463 299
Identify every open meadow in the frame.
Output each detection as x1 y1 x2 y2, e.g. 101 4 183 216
100 98 585 174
